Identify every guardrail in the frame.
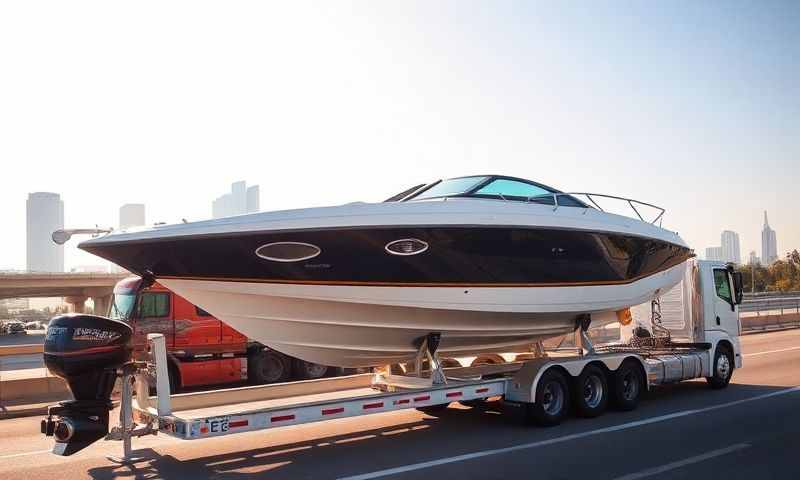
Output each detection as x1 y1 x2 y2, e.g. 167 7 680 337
0 344 43 356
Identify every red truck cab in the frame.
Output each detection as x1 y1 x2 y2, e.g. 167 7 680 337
109 277 338 392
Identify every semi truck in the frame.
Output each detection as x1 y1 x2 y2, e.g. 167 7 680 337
41 259 745 458
108 277 342 392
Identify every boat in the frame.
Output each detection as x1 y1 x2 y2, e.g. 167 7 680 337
78 175 694 366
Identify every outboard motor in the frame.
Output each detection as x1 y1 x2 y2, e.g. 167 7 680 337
40 314 133 456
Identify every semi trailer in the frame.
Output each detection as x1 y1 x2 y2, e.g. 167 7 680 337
40 259 744 458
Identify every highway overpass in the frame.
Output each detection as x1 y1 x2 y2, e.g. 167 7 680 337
0 272 129 314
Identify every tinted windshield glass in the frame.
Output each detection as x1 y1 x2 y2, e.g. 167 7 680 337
474 179 550 198
109 293 136 321
412 176 488 200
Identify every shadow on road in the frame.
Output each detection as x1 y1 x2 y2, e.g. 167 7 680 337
85 383 790 480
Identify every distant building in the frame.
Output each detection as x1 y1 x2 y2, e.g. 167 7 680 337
119 203 146 230
705 246 723 262
212 181 260 218
720 230 741 264
748 251 760 266
26 192 64 272
761 211 778 265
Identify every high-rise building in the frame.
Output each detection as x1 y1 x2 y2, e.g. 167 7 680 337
705 246 723 262
748 251 760 266
761 211 778 265
119 203 146 229
26 192 64 272
212 181 260 218
720 230 741 264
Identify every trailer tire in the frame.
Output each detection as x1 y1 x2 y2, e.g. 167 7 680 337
248 349 291 384
573 365 608 418
706 344 734 389
611 360 643 411
292 358 330 380
526 369 570 426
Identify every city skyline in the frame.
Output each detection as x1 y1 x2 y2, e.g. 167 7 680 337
212 181 260 219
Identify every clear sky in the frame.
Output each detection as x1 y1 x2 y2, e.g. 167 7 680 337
1 1 797 270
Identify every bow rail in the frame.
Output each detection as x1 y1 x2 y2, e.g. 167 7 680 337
528 192 666 226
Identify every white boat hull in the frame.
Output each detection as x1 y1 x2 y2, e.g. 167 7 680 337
160 261 686 366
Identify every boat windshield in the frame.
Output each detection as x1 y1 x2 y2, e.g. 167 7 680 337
109 293 136 321
404 175 587 207
411 176 489 201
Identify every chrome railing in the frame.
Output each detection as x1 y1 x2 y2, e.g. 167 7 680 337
527 192 666 226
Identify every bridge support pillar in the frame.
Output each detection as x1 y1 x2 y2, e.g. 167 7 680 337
92 294 112 317
64 295 88 313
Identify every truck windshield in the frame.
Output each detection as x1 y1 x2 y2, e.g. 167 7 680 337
109 293 137 321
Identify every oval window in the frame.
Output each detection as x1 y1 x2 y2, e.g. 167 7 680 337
255 242 321 262
385 238 429 256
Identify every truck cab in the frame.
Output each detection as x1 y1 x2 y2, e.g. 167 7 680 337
108 277 339 391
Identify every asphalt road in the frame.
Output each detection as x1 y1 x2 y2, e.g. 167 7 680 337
1 328 799 480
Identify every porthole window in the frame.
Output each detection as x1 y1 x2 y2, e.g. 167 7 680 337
255 242 321 262
385 238 429 256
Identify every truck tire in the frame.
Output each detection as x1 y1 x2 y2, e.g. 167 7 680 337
292 359 330 380
706 345 734 389
525 369 570 426
611 360 643 411
248 349 291 384
573 365 608 418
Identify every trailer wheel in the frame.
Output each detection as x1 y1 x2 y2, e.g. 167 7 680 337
525 369 570 426
611 360 643 411
706 344 734 389
293 359 330 380
573 365 608 418
248 349 291 384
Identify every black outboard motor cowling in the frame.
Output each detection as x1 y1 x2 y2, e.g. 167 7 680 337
41 314 133 456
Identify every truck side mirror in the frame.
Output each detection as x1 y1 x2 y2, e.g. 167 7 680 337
732 272 744 305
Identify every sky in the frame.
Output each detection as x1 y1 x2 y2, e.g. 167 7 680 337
0 1 798 271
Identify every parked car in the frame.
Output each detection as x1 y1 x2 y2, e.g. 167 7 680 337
4 321 27 335
25 321 45 330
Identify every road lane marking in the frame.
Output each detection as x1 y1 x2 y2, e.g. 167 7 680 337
744 346 800 357
339 386 800 480
0 449 51 459
612 443 750 480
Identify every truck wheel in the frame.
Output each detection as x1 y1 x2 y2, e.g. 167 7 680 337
573 365 608 418
706 345 734 389
611 360 643 411
525 369 570 426
292 359 330 380
168 362 181 394
249 350 291 384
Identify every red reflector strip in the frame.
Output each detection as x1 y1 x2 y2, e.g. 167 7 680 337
229 420 248 428
200 427 208 433
322 407 344 415
363 402 384 410
476 387 490 394
271 414 295 423
446 391 463 398
395 399 411 405
413 395 431 402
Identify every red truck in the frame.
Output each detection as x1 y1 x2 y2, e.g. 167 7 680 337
108 277 342 392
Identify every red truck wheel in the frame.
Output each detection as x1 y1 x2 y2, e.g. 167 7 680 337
248 349 291 384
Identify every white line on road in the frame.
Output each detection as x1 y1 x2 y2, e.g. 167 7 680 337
612 443 750 480
744 346 800 357
339 386 800 480
0 449 51 459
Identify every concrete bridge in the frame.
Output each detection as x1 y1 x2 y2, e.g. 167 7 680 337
0 272 129 314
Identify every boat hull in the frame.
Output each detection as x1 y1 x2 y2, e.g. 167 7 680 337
159 261 686 366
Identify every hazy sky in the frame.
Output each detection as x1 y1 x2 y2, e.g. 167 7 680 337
1 1 797 270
